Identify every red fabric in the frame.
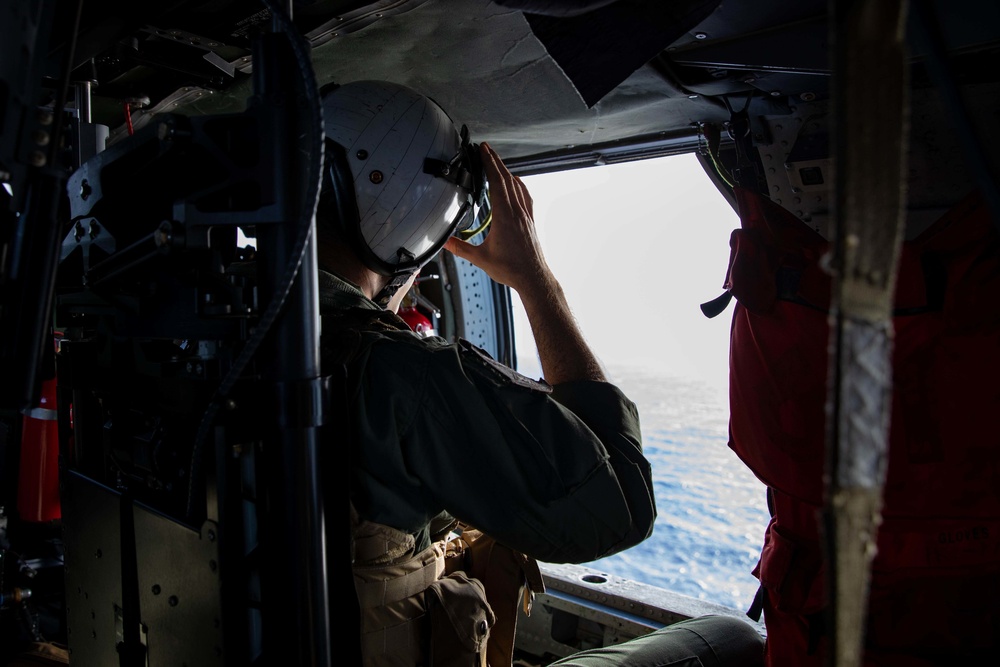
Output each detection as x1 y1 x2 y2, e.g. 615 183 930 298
726 188 1000 665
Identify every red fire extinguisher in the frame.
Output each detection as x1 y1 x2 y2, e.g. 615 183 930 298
398 305 435 337
17 336 62 523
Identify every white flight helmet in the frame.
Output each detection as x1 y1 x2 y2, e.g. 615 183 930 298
320 80 485 304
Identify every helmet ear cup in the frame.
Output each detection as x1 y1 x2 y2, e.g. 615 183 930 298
319 139 361 249
321 139 419 276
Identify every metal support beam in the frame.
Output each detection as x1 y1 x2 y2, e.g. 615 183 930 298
824 2 910 666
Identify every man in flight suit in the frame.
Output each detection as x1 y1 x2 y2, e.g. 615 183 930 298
316 79 763 666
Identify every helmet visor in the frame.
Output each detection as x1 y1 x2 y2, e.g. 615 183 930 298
454 178 491 241
451 124 491 241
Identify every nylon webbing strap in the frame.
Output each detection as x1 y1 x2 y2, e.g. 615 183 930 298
824 2 910 667
354 548 445 608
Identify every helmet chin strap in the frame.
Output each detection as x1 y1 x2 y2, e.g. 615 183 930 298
372 246 420 308
373 270 417 309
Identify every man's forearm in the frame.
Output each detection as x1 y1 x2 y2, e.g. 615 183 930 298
518 272 606 386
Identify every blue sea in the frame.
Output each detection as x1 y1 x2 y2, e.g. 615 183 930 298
580 366 770 612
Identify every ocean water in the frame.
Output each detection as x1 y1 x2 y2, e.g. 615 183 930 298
581 366 770 612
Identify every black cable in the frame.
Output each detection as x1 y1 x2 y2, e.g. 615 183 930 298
697 123 735 189
47 0 85 168
184 0 324 519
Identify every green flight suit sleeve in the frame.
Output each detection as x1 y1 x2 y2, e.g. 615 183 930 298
348 332 656 565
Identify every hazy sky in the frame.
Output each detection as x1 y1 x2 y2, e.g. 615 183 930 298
511 152 741 391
